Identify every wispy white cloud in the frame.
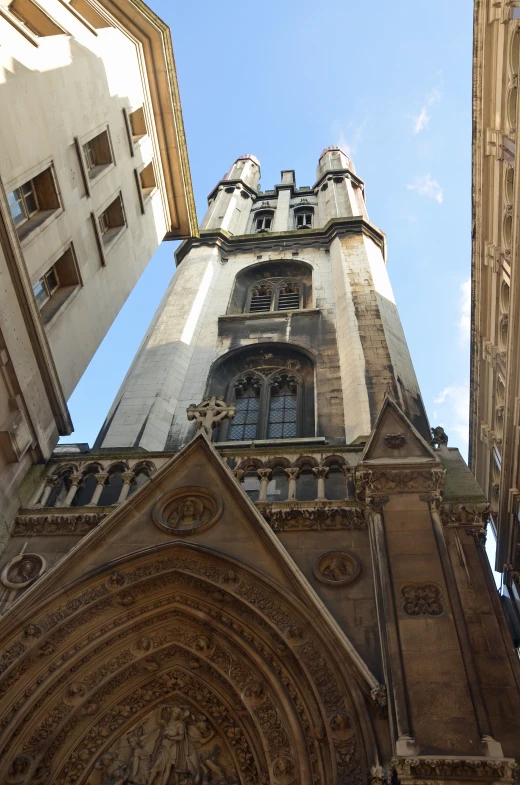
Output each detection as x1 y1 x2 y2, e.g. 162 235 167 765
432 380 469 456
458 278 471 345
337 117 368 158
411 88 441 134
406 174 443 204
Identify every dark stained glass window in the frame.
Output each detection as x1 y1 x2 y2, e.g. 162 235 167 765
229 389 259 441
267 382 297 439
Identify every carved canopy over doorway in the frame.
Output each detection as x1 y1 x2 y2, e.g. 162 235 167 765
0 542 377 785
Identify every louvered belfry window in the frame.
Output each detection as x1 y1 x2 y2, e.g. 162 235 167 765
249 283 273 313
277 282 300 310
247 278 302 313
267 375 298 439
228 376 261 441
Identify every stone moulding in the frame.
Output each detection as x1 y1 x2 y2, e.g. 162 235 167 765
261 505 366 531
440 503 490 527
356 468 446 497
13 513 107 536
390 756 518 784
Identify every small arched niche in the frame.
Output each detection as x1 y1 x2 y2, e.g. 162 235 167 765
207 343 316 441
227 260 313 315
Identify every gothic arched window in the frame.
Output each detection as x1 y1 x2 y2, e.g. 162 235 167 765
207 345 315 442
267 373 298 438
246 278 302 313
228 374 262 441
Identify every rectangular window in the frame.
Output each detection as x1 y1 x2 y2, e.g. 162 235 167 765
139 162 156 198
129 107 147 141
8 0 64 36
98 194 126 244
69 0 111 28
83 130 113 178
7 166 61 241
32 246 81 325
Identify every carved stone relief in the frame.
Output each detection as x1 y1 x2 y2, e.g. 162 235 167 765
313 550 361 586
400 583 445 617
383 434 406 449
1 554 46 589
93 702 239 785
263 507 366 532
153 488 223 536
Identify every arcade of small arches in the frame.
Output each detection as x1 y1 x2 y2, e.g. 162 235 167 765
32 460 157 509
27 455 353 512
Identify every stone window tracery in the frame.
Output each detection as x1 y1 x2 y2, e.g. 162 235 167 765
267 373 298 438
294 207 314 230
226 370 301 441
254 211 274 232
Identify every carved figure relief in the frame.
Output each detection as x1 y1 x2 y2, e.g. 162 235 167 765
272 756 296 784
383 433 406 449
92 703 239 785
153 488 223 536
6 756 30 783
313 550 361 586
242 680 266 706
400 583 446 617
1 553 45 589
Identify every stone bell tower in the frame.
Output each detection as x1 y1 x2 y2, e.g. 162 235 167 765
0 150 519 784
96 147 429 451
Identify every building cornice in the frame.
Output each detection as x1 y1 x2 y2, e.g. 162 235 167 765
175 217 386 264
96 0 198 239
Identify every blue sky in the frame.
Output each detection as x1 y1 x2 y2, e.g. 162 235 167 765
60 0 473 456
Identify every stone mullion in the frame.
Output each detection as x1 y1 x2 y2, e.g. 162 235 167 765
366 496 416 755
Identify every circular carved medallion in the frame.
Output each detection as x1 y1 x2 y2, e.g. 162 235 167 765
1 553 45 589
153 486 223 536
312 550 361 586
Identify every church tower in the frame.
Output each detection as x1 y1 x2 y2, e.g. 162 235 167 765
0 150 519 785
96 148 429 451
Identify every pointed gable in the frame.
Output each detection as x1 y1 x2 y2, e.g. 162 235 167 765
360 395 439 464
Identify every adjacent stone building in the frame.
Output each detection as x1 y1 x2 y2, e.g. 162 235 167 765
471 0 520 645
1 149 519 784
0 0 196 543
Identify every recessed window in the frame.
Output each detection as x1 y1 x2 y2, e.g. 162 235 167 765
70 0 111 28
139 162 156 197
267 375 298 439
98 194 126 244
129 107 147 141
83 130 113 178
32 246 81 325
8 0 64 36
7 166 61 241
255 212 273 232
294 209 313 229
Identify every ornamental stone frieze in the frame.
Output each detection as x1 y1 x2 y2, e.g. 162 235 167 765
390 756 518 785
261 504 366 531
355 467 445 498
13 513 107 536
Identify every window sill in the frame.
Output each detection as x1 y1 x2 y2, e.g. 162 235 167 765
219 308 320 323
19 208 63 246
216 436 327 448
40 284 81 331
88 162 115 185
102 225 126 253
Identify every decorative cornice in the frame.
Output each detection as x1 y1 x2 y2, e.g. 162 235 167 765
261 505 366 532
390 756 518 784
356 468 445 498
13 513 107 536
175 216 386 264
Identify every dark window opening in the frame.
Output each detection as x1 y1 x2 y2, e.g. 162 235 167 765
255 213 273 232
267 375 298 439
228 376 261 441
98 194 125 244
83 130 113 178
295 210 313 229
7 166 61 240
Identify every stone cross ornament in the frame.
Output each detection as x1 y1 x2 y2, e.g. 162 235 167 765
187 396 236 439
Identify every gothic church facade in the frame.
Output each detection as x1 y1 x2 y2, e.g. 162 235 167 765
0 149 519 785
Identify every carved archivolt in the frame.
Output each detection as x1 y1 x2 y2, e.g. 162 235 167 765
0 544 376 785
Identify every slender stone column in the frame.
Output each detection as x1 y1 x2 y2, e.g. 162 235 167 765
257 469 272 502
313 467 328 500
87 473 109 507
36 476 60 508
117 472 135 504
342 466 355 498
285 468 299 500
62 474 83 507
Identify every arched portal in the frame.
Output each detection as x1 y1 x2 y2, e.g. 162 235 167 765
0 543 378 785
